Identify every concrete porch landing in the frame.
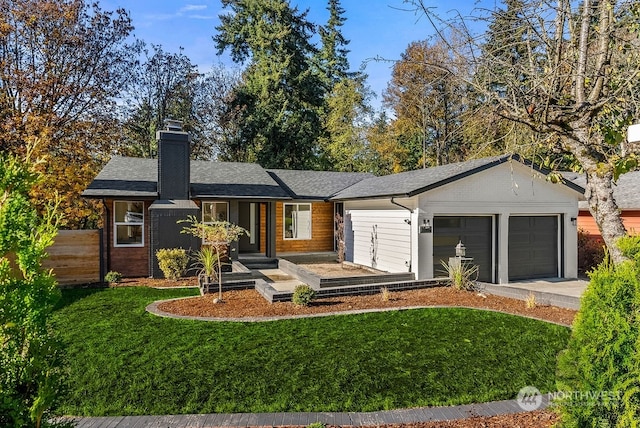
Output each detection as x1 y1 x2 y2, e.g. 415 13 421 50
256 268 300 292
481 278 588 310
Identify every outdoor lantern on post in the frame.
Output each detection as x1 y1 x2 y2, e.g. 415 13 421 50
455 240 466 257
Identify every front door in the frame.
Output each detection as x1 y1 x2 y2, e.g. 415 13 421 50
238 202 260 253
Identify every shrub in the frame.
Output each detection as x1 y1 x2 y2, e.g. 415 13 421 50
0 150 63 427
156 248 188 280
556 235 640 427
577 229 605 274
525 292 537 309
440 259 479 291
292 284 316 306
380 286 390 302
104 271 122 284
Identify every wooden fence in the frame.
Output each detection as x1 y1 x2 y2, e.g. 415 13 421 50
42 229 101 285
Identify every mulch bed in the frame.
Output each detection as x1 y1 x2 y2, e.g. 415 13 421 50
156 285 576 326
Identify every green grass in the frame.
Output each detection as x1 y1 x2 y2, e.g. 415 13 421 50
52 287 570 416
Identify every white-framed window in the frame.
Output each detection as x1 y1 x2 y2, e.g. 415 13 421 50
202 201 229 244
114 201 144 247
284 203 312 240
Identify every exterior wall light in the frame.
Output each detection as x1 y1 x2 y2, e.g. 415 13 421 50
455 240 466 257
571 217 577 226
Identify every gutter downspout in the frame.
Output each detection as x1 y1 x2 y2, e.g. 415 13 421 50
391 197 413 272
102 198 111 280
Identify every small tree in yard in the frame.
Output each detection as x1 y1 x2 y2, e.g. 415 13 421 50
179 216 247 302
334 213 346 264
0 148 63 427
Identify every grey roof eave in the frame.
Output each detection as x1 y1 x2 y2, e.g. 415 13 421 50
81 190 158 199
191 194 292 201
331 192 409 201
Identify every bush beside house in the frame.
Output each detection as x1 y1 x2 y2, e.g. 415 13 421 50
557 236 640 426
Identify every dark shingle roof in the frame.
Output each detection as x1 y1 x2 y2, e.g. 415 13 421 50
332 154 584 200
564 170 640 209
267 169 373 200
83 157 158 198
83 156 290 199
190 161 289 199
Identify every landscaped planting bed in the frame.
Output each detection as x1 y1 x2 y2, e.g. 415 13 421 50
52 286 571 417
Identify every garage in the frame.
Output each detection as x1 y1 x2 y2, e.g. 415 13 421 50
336 154 581 283
433 216 493 282
508 216 558 280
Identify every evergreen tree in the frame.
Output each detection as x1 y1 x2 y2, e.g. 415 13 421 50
318 0 351 87
214 0 324 169
315 0 373 172
317 79 372 171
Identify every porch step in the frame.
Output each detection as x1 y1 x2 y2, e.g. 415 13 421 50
201 279 256 294
238 257 278 270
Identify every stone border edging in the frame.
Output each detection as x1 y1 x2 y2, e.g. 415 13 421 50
146 297 572 327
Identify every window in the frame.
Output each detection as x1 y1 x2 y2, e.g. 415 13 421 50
202 202 229 223
284 203 311 240
202 202 229 244
114 201 144 247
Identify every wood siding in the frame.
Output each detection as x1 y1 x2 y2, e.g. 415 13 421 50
276 201 335 253
43 230 101 285
260 203 266 253
578 210 640 238
104 199 152 277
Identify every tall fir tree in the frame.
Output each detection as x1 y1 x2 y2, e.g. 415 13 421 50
214 0 324 169
316 0 373 172
318 0 351 87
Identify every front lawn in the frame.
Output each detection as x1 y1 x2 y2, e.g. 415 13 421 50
52 287 570 416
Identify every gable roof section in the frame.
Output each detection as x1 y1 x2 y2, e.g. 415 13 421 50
83 156 290 199
563 170 640 209
267 169 373 200
332 154 585 200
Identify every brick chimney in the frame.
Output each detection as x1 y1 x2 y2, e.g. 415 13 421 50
156 120 190 200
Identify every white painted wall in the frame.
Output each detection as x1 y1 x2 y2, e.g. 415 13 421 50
344 199 414 273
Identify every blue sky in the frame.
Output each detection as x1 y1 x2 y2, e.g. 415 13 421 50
99 0 483 110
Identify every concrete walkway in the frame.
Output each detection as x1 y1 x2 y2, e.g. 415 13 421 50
64 394 551 427
481 278 587 310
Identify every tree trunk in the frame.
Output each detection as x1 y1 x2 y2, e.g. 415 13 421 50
563 123 628 264
584 171 627 265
